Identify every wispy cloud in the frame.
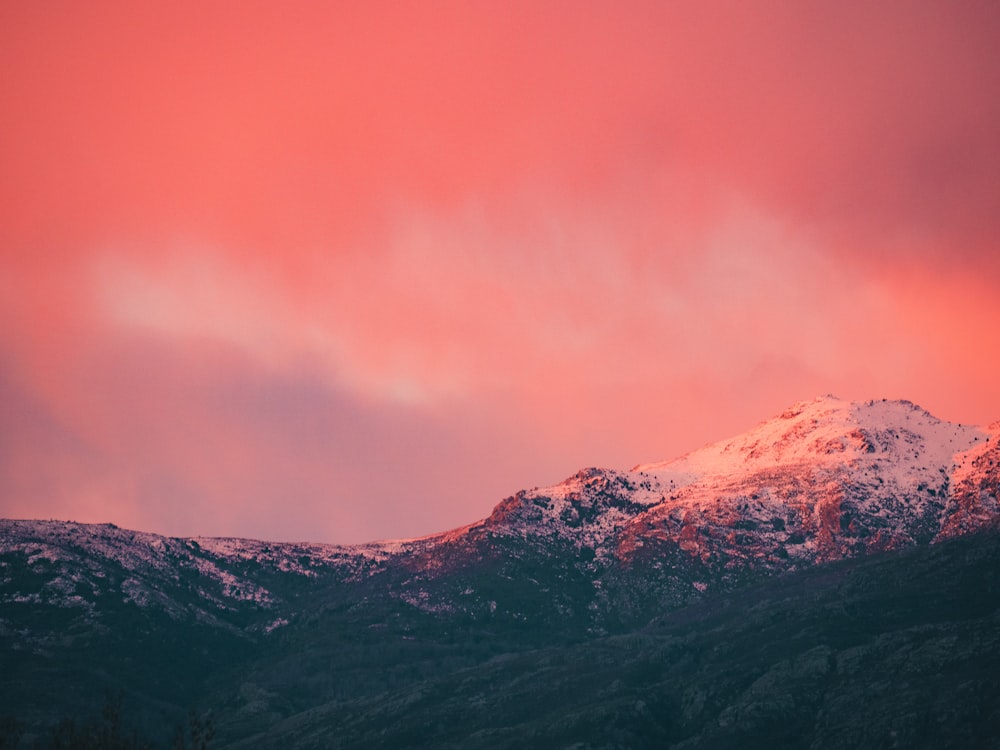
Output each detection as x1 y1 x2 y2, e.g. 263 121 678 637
2 1 999 541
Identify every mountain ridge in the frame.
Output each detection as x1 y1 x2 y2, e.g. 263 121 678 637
4 396 999 619
3 395 1000 746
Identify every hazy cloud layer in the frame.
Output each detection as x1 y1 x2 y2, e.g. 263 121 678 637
2 2 999 541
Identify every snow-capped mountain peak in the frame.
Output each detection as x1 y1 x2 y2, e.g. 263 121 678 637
2 396 998 630
478 396 999 571
636 395 987 484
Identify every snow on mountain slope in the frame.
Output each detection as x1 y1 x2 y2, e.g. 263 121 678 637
637 395 984 484
476 396 1000 572
0 519 393 630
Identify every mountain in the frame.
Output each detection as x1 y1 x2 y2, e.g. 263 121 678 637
233 528 1000 750
1 395 999 747
492 394 999 561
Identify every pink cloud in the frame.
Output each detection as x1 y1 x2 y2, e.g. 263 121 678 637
2 2 999 541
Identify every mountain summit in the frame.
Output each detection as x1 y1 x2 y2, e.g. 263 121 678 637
468 395 999 573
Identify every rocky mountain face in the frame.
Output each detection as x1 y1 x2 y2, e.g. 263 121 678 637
2 396 999 747
491 395 1000 563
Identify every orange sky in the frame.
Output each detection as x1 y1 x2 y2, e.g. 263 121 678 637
2 1 1000 543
